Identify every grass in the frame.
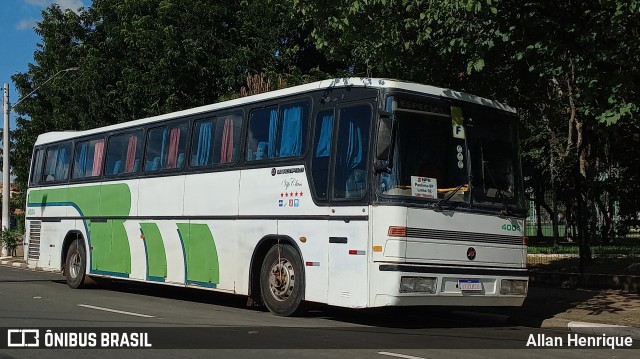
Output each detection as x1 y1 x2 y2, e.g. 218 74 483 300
527 245 640 255
527 256 638 274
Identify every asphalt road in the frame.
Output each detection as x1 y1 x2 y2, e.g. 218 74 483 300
0 265 637 359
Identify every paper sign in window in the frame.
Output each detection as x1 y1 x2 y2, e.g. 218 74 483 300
411 176 438 199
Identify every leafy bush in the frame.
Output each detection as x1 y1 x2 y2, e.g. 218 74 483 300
1 228 22 257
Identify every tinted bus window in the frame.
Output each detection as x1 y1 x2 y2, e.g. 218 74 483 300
311 110 334 199
246 102 309 161
43 142 73 182
144 123 188 172
190 113 243 167
30 148 45 185
72 138 105 179
333 104 372 199
105 131 143 176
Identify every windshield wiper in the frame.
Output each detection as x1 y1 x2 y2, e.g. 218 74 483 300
433 177 470 212
483 160 513 217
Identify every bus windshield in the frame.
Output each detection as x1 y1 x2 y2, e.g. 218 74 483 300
378 96 525 213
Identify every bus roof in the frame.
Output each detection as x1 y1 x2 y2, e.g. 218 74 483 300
34 78 516 145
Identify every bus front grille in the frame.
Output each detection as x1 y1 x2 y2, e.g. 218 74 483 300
28 221 42 260
405 227 522 246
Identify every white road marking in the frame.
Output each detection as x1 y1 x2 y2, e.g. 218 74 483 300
378 352 427 359
77 304 155 318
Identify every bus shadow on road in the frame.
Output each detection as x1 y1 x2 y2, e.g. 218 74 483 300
303 304 516 329
78 278 519 329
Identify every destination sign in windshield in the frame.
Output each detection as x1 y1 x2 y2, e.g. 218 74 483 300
396 98 449 117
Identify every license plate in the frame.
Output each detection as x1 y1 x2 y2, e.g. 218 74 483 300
458 279 483 291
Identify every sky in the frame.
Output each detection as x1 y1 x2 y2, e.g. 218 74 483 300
1 0 89 130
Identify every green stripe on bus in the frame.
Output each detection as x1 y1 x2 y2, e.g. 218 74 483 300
28 184 132 275
140 223 167 280
176 223 220 286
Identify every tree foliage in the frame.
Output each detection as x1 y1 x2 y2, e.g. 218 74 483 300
11 0 336 190
9 0 640 254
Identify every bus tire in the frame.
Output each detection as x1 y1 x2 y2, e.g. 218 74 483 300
260 244 304 316
65 239 87 289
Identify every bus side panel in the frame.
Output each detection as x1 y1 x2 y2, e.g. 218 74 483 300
90 181 137 277
238 167 310 295
327 206 370 308
138 176 184 217
137 176 185 281
145 220 184 284
197 220 236 291
236 220 278 295
66 183 102 275
184 172 241 291
26 185 69 270
183 172 241 217
277 220 329 304
370 206 408 263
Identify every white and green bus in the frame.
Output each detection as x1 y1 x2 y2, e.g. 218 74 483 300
24 78 528 316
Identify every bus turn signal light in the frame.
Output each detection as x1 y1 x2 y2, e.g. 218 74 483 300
387 226 407 237
373 245 383 252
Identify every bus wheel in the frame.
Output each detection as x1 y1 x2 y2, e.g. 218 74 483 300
65 239 87 289
260 244 304 316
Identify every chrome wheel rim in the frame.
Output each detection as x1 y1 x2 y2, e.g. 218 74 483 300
268 258 295 301
69 250 81 279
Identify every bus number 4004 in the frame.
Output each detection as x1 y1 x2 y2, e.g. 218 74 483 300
501 224 521 232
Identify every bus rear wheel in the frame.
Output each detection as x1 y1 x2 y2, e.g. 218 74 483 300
260 244 304 316
65 239 87 289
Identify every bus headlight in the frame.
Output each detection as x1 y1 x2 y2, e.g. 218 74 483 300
400 277 437 293
500 279 528 295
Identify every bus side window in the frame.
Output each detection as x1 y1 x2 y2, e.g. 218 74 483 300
106 131 142 176
333 105 372 200
246 107 277 161
311 110 334 200
191 113 242 167
145 123 188 172
246 102 309 161
72 138 105 179
30 148 45 185
191 118 215 167
42 142 73 182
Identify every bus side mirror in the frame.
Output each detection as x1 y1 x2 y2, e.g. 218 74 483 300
376 112 393 161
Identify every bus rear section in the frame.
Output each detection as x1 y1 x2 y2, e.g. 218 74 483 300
369 206 528 307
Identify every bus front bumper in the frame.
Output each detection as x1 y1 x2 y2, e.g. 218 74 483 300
371 263 528 307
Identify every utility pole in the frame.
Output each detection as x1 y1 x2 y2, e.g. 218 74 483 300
2 83 9 257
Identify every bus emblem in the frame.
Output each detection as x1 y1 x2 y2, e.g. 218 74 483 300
271 168 276 176
466 247 476 260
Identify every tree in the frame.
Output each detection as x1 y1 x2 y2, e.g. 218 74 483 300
11 0 337 191
293 0 640 270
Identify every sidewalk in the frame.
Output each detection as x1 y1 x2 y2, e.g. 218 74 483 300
513 285 640 338
1 255 639 338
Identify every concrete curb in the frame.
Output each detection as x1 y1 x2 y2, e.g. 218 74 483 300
536 317 640 338
566 321 640 340
0 257 28 269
